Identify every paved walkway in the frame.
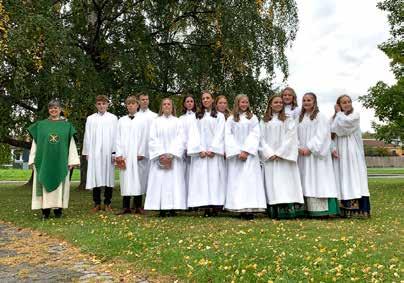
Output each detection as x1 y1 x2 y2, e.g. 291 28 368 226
0 222 150 282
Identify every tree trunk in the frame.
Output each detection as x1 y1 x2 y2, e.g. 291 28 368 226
77 155 87 190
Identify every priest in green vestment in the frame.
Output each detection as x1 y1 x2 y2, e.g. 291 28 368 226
28 100 80 219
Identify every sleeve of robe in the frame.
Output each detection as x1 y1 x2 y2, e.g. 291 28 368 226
68 139 80 165
259 120 276 161
148 119 164 160
306 114 332 158
137 121 147 158
331 112 360 137
275 118 298 162
241 115 260 156
186 119 203 156
168 120 185 158
82 117 91 156
28 141 37 166
209 113 225 155
111 115 118 154
115 119 124 157
225 116 241 158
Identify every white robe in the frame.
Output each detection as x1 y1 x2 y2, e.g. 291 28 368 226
144 115 187 210
187 111 226 207
260 115 304 205
297 113 338 198
29 140 80 209
331 112 369 200
115 114 146 196
224 114 267 211
137 108 158 193
82 112 117 189
285 105 301 120
179 111 196 192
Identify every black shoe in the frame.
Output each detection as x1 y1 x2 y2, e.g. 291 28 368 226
159 211 167 217
169 210 177 217
204 209 212 217
42 214 50 221
54 208 63 218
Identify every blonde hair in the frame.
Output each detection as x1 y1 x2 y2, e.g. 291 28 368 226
158 98 176 117
215 95 231 120
281 87 298 110
263 94 286 122
299 92 319 123
232 94 253 122
125 95 139 105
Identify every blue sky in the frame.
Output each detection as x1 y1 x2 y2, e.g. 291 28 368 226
279 0 396 132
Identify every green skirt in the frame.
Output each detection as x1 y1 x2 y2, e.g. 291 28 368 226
305 197 340 217
267 203 306 219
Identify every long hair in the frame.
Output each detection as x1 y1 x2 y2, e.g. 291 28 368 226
281 87 298 110
215 95 231 120
158 97 176 117
232 94 253 122
196 91 217 119
332 94 354 119
181 95 197 114
263 94 286 122
299 92 319 123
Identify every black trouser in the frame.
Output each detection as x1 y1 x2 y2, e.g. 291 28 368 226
42 208 62 217
93 186 113 206
122 195 142 209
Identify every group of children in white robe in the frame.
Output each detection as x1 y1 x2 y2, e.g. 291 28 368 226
81 88 370 220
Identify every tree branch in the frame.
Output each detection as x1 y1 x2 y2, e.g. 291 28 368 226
1 136 31 149
0 93 37 112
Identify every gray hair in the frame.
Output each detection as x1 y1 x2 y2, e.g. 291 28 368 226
48 99 61 108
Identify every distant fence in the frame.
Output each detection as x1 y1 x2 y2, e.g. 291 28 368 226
366 156 404 168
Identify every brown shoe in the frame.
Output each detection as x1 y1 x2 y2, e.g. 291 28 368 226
91 205 101 213
104 205 113 212
134 207 144 215
116 208 132 215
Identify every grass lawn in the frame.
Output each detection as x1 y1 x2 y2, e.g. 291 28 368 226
0 169 120 181
367 168 404 174
0 179 401 282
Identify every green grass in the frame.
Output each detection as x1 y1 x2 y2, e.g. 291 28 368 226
367 168 404 174
1 168 401 183
0 169 120 181
0 179 402 282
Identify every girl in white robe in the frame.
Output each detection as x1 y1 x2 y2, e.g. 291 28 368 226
281 87 300 120
144 98 187 216
260 95 305 219
187 91 226 217
179 95 197 196
224 95 267 220
82 95 117 212
115 96 147 215
297 92 339 217
331 95 370 217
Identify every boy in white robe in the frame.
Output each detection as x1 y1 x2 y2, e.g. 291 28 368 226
115 96 146 215
137 93 158 195
82 95 118 212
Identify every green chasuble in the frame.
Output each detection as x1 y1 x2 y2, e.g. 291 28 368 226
28 119 77 196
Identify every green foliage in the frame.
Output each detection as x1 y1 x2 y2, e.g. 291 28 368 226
0 0 298 149
360 0 404 143
0 179 402 281
0 143 11 164
364 145 394 156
